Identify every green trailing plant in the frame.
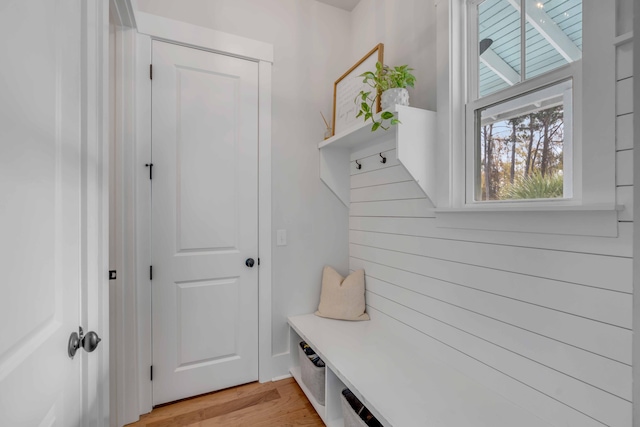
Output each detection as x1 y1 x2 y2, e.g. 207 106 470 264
499 172 564 200
355 62 416 132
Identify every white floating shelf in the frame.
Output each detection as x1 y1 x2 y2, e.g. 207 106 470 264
319 105 437 207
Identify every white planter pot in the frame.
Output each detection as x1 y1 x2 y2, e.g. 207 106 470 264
381 88 409 110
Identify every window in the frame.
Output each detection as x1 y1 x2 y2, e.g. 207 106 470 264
475 80 573 201
435 0 617 235
466 0 582 204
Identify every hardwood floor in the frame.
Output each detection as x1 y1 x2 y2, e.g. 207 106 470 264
125 378 324 426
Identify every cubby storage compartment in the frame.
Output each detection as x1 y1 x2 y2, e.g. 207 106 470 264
298 343 326 405
290 329 346 426
343 403 368 426
341 391 368 427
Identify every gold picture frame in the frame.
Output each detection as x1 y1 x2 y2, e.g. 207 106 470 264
332 43 384 136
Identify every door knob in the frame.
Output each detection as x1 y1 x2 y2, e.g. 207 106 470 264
68 327 102 359
245 258 255 268
82 331 102 353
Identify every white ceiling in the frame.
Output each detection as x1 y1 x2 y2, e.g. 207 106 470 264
315 0 361 12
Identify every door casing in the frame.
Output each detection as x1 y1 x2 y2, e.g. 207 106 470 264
108 1 139 426
110 8 273 422
83 1 111 425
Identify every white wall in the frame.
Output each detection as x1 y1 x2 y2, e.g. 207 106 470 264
350 0 437 111
135 0 352 376
347 1 634 426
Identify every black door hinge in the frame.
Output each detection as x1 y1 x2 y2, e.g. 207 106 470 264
150 64 153 80
109 270 117 280
145 163 153 180
150 265 153 281
257 258 260 266
150 365 153 381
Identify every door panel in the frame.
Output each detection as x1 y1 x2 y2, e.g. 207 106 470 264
0 0 82 425
152 41 259 405
177 67 240 252
177 278 240 365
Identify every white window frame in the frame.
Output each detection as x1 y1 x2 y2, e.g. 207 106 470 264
434 0 619 236
466 0 582 207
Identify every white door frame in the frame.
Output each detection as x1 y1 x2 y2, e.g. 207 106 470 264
110 6 273 422
108 1 140 426
83 1 111 426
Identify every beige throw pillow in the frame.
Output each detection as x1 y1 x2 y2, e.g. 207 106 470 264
315 266 370 321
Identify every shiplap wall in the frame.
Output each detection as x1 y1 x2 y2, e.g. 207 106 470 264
348 40 634 427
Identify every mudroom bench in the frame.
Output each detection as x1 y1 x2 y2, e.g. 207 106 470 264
288 309 551 427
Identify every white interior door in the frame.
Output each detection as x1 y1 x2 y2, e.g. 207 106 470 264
151 41 259 405
0 0 89 425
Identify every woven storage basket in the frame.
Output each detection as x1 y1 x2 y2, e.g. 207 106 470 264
341 392 368 427
298 344 325 405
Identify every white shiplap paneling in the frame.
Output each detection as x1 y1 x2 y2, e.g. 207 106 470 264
350 230 631 292
616 77 633 115
351 180 424 202
360 270 631 398
356 263 631 396
343 30 633 427
351 253 631 329
365 293 631 427
351 165 411 188
615 42 634 225
350 199 435 217
364 307 608 427
616 41 633 80
617 149 634 186
350 216 633 257
617 113 634 150
350 244 631 364
618 185 634 221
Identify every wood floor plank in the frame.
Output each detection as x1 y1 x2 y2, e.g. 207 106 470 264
195 382 319 426
126 378 323 427
135 382 278 424
146 389 281 427
249 407 324 427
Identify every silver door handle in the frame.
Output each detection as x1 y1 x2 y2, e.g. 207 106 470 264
68 326 102 359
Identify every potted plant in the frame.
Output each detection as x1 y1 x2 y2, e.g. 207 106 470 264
355 62 416 131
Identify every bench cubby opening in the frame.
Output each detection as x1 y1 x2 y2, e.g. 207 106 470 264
289 328 347 426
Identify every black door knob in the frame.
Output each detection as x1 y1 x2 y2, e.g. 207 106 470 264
245 258 255 268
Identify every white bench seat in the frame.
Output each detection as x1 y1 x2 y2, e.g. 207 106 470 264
288 310 552 427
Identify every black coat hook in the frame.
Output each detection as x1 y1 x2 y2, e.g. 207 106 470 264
380 153 387 164
355 159 362 170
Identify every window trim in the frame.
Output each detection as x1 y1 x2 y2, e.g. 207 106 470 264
435 0 619 236
465 0 583 207
465 67 580 206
